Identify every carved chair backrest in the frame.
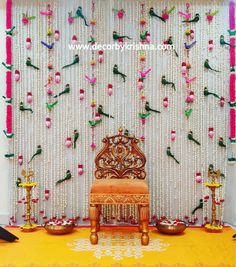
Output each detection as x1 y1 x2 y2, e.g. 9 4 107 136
94 129 146 179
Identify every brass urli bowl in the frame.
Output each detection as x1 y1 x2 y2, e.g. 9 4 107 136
44 224 75 235
156 222 187 235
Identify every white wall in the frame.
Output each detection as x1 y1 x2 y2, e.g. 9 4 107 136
0 0 235 226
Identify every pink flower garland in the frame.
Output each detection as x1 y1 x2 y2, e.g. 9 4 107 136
5 0 13 138
6 105 12 134
6 0 12 29
6 36 12 65
229 1 236 142
6 71 12 99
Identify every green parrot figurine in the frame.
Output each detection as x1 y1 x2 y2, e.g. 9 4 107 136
89 120 102 127
124 129 129 136
26 57 39 70
182 13 200 23
19 101 33 113
191 199 203 214
139 112 151 119
184 107 193 119
149 7 166 22
46 100 58 111
166 36 178 57
62 55 79 69
54 84 70 98
98 105 114 118
75 6 89 26
218 137 226 147
204 87 220 99
140 31 148 40
56 170 72 185
73 129 79 149
28 145 42 163
166 147 180 164
161 75 176 90
113 64 127 82
220 35 236 47
145 101 161 113
113 31 131 40
187 130 200 145
204 59 220 72
88 36 96 44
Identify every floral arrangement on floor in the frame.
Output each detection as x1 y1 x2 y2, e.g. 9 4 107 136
153 216 185 226
45 217 78 226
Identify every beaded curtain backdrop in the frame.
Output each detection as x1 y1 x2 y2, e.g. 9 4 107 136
5 0 233 226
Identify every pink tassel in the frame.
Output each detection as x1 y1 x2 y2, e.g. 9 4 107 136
6 0 12 29
14 70 20 82
170 130 176 141
72 35 78 45
18 155 23 166
45 117 51 128
163 97 168 108
219 96 225 107
79 89 85 100
90 142 96 150
54 30 60 41
77 164 84 175
107 84 113 96
26 37 31 49
6 71 12 98
208 40 213 51
208 127 214 139
229 1 235 30
230 73 235 102
98 50 103 63
230 39 235 66
95 113 101 121
6 105 12 134
44 189 50 201
6 36 12 65
140 135 145 142
65 137 73 148
55 72 61 83
195 172 202 183
26 92 33 104
230 109 236 139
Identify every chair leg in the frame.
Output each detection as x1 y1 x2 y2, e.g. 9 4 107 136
138 205 142 232
90 204 98 245
139 205 149 246
96 205 101 232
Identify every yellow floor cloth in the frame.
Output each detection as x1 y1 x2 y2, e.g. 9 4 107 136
0 226 235 267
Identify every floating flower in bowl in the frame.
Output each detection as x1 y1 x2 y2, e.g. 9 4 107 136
156 218 187 234
44 218 75 235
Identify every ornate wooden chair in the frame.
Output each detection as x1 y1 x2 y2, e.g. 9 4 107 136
89 128 149 245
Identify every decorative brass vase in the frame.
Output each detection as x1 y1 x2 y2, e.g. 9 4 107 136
20 169 37 232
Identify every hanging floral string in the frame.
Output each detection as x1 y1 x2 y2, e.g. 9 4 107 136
229 1 236 145
89 0 98 151
138 2 149 142
4 0 13 139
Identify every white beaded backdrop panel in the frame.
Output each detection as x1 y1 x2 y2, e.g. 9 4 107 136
10 0 229 225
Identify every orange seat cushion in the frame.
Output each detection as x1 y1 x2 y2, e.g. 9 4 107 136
90 179 148 194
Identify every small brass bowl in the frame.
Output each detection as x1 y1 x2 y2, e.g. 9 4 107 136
44 224 75 235
156 222 187 235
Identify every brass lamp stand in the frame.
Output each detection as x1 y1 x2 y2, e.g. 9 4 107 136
20 169 37 232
